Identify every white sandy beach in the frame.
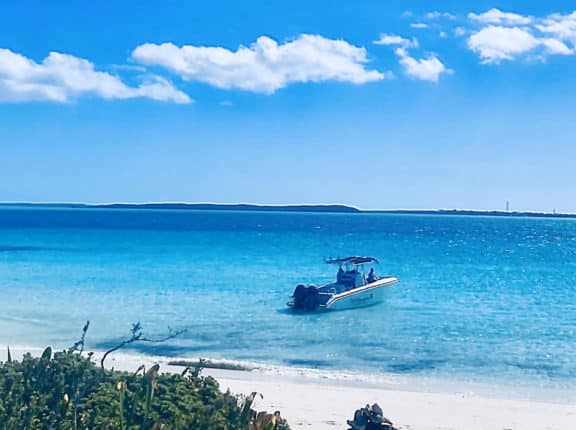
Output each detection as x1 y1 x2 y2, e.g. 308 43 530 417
209 371 576 430
3 347 575 430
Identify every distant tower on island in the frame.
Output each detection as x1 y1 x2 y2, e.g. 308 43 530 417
505 200 510 212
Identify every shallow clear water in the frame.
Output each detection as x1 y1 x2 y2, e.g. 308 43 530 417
1 207 575 392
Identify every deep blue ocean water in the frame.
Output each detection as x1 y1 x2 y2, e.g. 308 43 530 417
1 207 575 393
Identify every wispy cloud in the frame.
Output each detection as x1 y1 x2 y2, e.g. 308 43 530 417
536 11 576 45
374 34 450 82
373 34 418 49
395 8 576 67
425 11 456 21
395 48 452 83
454 27 467 37
469 8 532 26
132 35 388 94
468 26 572 63
0 48 191 104
466 9 575 63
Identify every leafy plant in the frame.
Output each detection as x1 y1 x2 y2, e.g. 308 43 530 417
0 323 291 430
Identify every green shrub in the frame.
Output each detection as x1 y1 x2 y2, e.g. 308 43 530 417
0 347 288 430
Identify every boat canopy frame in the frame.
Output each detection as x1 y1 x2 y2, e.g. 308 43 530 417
325 256 379 266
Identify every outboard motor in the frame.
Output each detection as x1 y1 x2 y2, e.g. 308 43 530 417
292 284 319 311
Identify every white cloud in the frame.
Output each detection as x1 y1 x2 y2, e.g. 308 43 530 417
0 48 191 104
410 23 429 29
373 34 418 49
540 38 573 55
425 11 456 20
0 49 191 103
374 33 450 82
469 8 532 26
132 35 387 94
395 48 451 82
468 26 539 63
467 25 572 63
536 11 576 44
454 27 467 37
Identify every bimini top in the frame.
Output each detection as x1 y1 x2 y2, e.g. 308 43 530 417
325 256 379 265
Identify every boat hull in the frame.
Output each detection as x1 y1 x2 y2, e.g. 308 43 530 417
324 277 397 310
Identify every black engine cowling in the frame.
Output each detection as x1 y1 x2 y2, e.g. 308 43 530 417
292 284 319 311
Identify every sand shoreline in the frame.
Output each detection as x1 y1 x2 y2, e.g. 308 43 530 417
2 346 575 429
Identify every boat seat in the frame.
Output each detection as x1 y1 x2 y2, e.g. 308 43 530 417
338 271 364 289
339 272 354 286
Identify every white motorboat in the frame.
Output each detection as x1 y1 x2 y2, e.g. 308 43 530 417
287 256 397 311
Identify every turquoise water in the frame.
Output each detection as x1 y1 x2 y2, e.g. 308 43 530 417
1 207 575 392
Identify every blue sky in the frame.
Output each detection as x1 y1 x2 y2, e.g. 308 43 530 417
1 1 575 211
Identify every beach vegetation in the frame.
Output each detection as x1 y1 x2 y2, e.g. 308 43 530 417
0 323 290 430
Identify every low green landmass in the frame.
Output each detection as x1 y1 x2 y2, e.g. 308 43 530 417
0 347 289 430
1 202 574 218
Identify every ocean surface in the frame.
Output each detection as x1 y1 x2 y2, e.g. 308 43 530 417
1 207 575 396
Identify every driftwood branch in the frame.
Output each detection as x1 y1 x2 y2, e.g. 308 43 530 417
70 320 90 354
100 322 187 369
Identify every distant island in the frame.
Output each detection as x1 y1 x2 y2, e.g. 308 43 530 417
0 202 575 219
0 202 359 213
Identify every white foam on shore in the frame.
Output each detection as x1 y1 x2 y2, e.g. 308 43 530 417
4 345 572 404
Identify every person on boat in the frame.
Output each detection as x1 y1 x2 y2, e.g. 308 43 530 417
367 267 376 283
337 266 345 284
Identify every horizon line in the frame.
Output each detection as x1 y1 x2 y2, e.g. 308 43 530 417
0 200 574 215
